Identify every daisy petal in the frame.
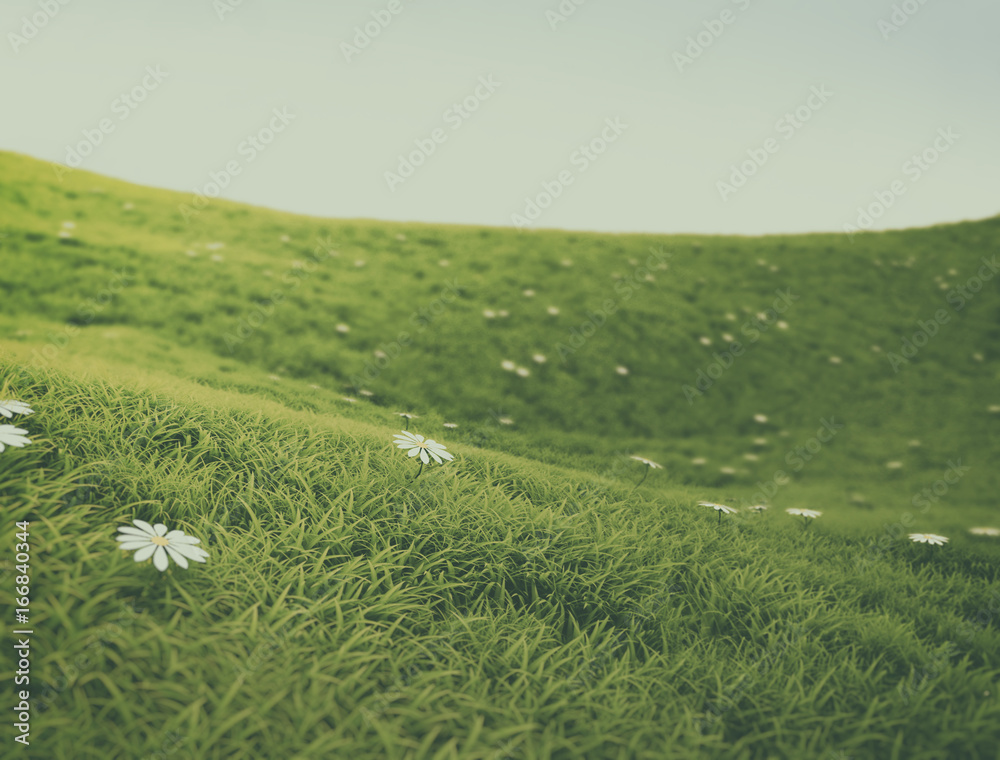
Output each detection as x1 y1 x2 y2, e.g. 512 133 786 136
132 520 157 536
117 526 151 537
170 543 209 562
153 523 168 537
167 535 201 545
420 449 429 464
133 544 157 562
164 545 189 569
118 540 152 551
152 546 169 571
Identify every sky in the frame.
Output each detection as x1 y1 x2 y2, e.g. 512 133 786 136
2 0 998 235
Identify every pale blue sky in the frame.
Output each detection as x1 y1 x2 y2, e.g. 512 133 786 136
3 0 997 234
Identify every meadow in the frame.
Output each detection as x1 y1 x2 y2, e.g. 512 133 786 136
1 150 999 759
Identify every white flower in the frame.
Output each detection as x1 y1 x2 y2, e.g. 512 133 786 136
439 259 449 267
753 414 768 424
186 250 198 257
909 533 948 546
443 422 458 429
483 309 496 319
886 461 903 470
393 431 454 465
268 374 281 381
210 254 224 262
561 259 573 267
374 350 387 359
988 405 1000 414
501 360 516 371
829 356 842 365
0 425 31 452
753 437 767 446
722 333 734 343
699 336 711 346
115 520 209 571
532 354 547 364
972 353 983 362
699 501 737 515
786 508 821 519
359 389 374 397
206 242 225 250
515 367 530 377
615 366 629 376
719 467 735 475
58 230 72 239
395 412 419 420
777 321 788 329
123 202 134 210
523 289 535 298
691 458 706 465
395 233 407 241
725 313 736 321
498 310 509 318
341 397 358 403
747 504 768 512
335 324 350 333
354 259 366 267
630 456 662 469
743 453 758 461
969 527 1000 537
280 234 290 242
0 400 33 418
547 306 560 315
498 417 514 425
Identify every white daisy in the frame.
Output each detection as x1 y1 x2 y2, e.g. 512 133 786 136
725 313 736 321
374 350 387 359
359 389 374 397
206 242 225 250
61 220 76 229
532 354 547 364
786 508 821 519
754 414 768 424
280 234 290 242
700 501 737 524
753 437 767 446
561 259 573 266
498 310 509 318
515 367 530 377
777 321 789 330
0 400 34 418
335 324 350 333
393 430 454 476
988 405 1000 414
722 333 734 343
116 520 208 571
747 504 768 512
354 259 366 267
439 259 449 267
395 412 419 429
58 230 72 239
547 306 560 315
743 453 758 461
498 417 514 425
829 356 842 365
0 425 32 452
630 456 662 469
523 289 535 298
210 254 224 262
186 250 198 257
341 397 358 403
483 309 496 319
691 458 706 466
699 336 711 346
886 461 903 470
972 353 983 362
909 533 948 546
969 527 1000 537
719 467 735 475
615 366 629 376
122 202 134 210
291 261 304 269
443 422 458 429
501 360 516 371
395 233 407 241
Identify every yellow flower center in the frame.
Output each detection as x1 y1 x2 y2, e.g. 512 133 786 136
151 536 169 546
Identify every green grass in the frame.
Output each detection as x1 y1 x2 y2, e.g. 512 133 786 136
1 150 999 759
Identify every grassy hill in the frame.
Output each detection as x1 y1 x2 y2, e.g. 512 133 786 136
1 150 999 759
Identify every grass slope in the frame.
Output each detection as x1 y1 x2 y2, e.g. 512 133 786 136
1 151 999 759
